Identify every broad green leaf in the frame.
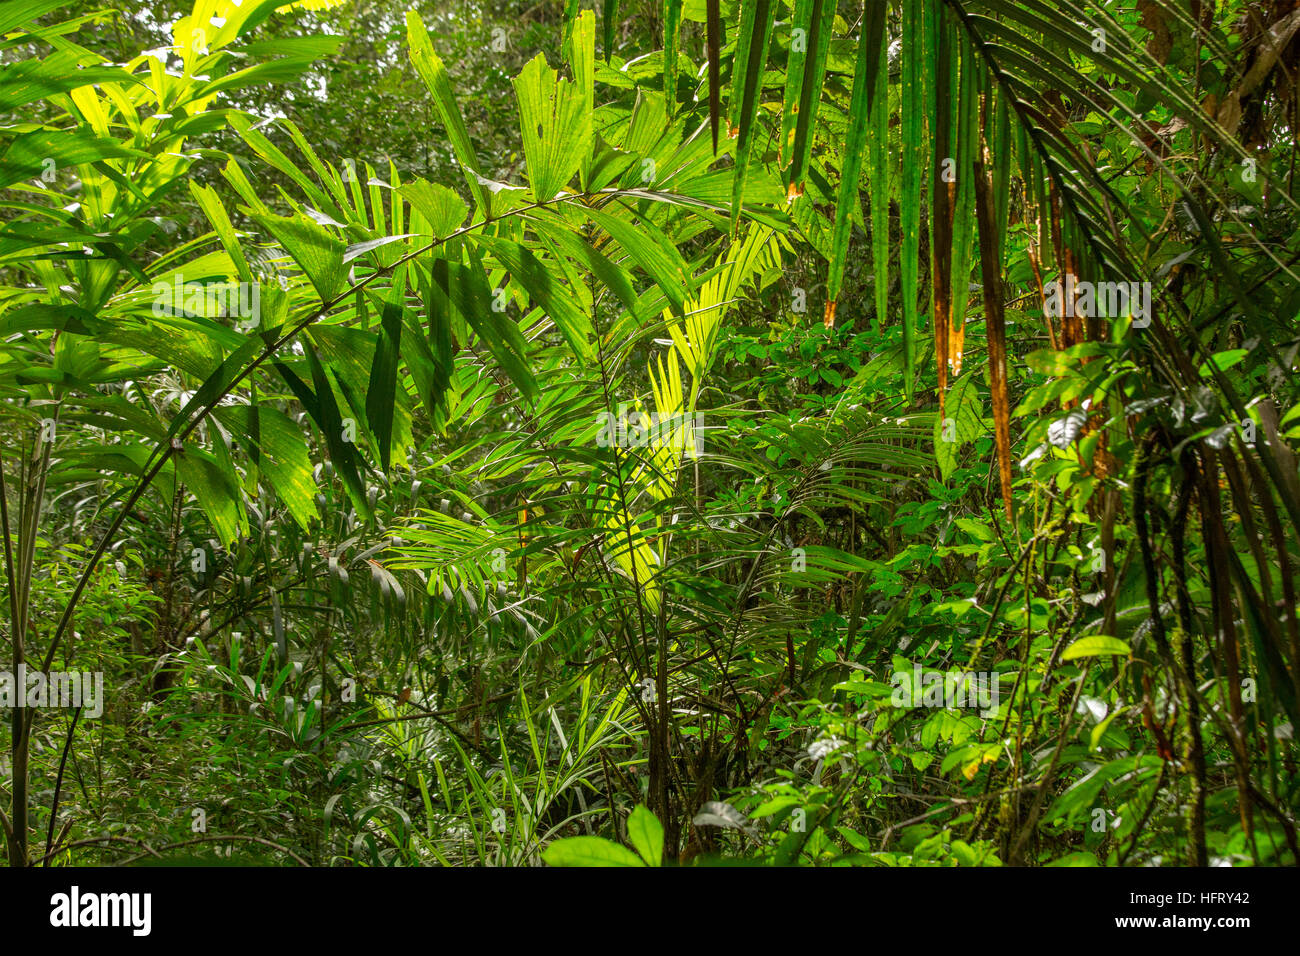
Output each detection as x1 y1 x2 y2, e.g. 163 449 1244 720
934 371 982 479
398 180 468 238
366 285 405 471
248 210 346 301
0 303 102 338
1046 852 1101 867
531 215 645 321
194 55 319 99
586 204 691 317
162 336 265 445
398 290 446 420
0 0 74 35
1062 635 1131 661
1197 349 1249 378
0 128 145 189
570 10 596 189
432 254 537 401
479 237 593 362
750 795 803 818
513 42 592 202
232 117 337 214
189 181 253 283
277 353 372 521
216 403 319 530
177 443 243 546
0 51 137 112
406 10 490 213
310 323 413 459
662 0 683 109
625 805 664 867
542 835 646 867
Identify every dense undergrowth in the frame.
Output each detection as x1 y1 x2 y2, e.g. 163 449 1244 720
2 0 1298 866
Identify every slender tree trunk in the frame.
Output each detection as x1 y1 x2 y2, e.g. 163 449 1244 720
6 425 55 866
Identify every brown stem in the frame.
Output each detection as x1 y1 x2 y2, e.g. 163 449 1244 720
1170 455 1207 866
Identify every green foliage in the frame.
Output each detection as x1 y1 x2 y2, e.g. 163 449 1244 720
1 0 1298 871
